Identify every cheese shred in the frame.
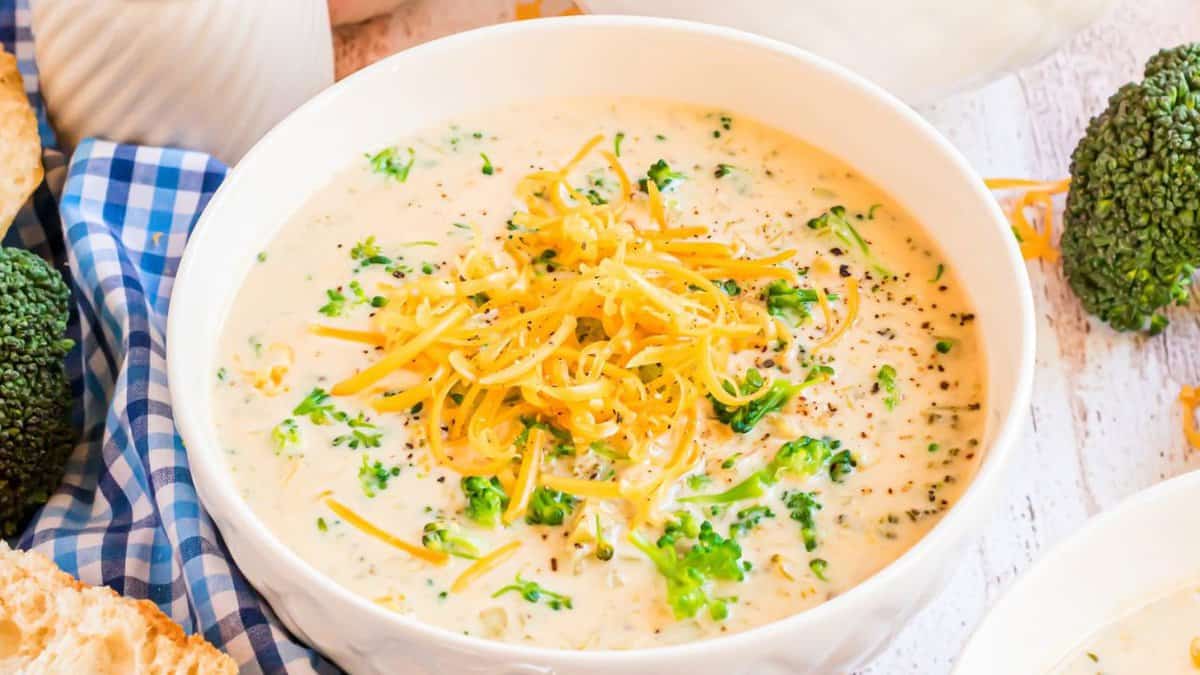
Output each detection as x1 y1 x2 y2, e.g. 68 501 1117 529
452 540 522 592
985 177 1070 262
325 498 448 565
1180 386 1200 449
317 135 821 528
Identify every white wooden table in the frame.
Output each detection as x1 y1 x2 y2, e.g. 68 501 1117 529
335 2 1200 672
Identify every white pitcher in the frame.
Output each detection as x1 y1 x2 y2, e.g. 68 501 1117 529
31 0 335 165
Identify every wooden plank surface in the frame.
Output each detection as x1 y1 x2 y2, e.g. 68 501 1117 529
333 2 1200 671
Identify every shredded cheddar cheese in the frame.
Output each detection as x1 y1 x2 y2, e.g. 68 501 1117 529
452 540 522 592
325 497 448 565
985 177 1070 262
316 135 823 528
1180 386 1200 449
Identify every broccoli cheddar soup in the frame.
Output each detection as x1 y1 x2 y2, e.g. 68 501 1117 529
212 98 988 649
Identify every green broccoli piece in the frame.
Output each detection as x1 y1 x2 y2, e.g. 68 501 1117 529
828 449 858 483
766 435 839 481
682 436 840 505
524 487 577 525
632 516 747 621
709 369 800 433
638 159 686 192
728 505 775 538
270 418 299 455
461 476 509 527
679 472 769 505
594 513 614 561
1061 43 1200 333
421 521 480 559
762 279 820 325
366 146 416 182
357 456 400 497
492 574 573 610
783 490 822 551
0 248 75 536
806 205 891 277
876 364 899 410
656 510 702 547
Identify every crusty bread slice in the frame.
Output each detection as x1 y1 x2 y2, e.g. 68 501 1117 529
0 542 237 674
0 45 43 239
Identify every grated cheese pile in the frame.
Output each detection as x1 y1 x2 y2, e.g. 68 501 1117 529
318 135 852 528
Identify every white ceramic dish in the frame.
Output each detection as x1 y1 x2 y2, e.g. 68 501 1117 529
578 0 1117 105
955 470 1200 674
168 17 1035 674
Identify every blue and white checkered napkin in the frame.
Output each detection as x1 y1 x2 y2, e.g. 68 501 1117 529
4 1 334 672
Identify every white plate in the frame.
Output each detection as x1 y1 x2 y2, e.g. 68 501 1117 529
579 0 1117 104
955 469 1200 674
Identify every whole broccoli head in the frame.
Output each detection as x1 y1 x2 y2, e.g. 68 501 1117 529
1 247 75 535
1061 43 1200 333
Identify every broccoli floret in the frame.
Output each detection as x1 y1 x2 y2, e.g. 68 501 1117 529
728 505 775 538
679 472 768 505
681 436 841 505
709 369 801 433
828 449 858 483
783 490 822 551
806 205 891 276
524 487 577 525
762 279 820 325
492 574 573 610
876 364 899 411
1 248 75 536
638 159 687 192
461 476 509 527
632 516 747 621
766 436 839 481
421 521 480 559
1061 43 1200 333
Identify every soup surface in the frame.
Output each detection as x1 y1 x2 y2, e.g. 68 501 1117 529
1053 585 1200 674
211 98 988 649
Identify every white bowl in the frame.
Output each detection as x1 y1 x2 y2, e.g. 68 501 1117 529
168 17 1035 674
955 470 1200 674
578 0 1117 104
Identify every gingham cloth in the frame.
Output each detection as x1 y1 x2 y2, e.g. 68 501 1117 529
4 2 333 672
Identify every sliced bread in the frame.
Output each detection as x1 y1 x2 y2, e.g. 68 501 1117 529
0 542 237 674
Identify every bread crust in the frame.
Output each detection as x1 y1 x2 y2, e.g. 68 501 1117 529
0 45 43 238
0 542 238 674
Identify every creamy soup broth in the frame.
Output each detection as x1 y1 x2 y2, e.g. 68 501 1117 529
212 98 987 649
1054 586 1200 674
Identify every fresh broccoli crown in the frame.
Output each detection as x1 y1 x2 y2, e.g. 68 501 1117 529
0 247 75 536
632 515 748 621
421 521 480 559
524 486 578 525
461 476 509 527
1061 43 1200 333
709 369 801 433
